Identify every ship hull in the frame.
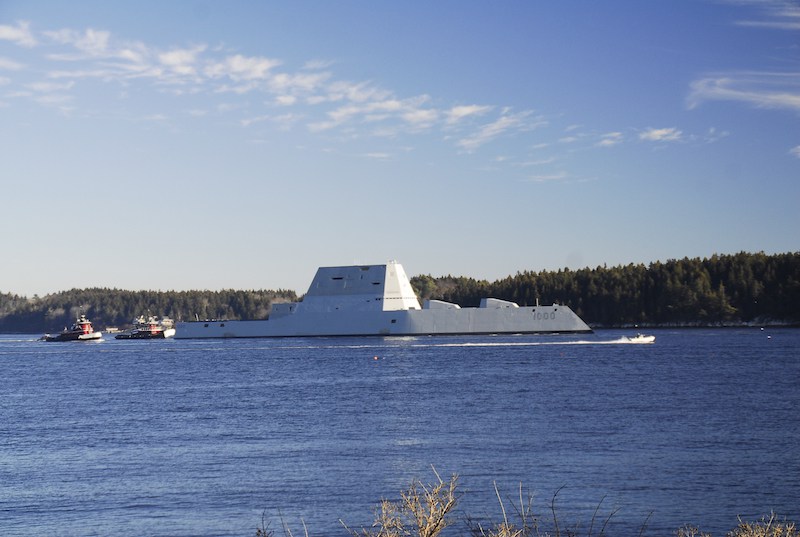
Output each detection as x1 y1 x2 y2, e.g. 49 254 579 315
176 304 591 339
115 328 176 340
44 331 103 342
175 262 593 340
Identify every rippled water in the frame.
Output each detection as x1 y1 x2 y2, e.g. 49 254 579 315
1 329 798 536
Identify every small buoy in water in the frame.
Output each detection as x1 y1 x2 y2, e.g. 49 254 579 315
373 356 380 360
767 335 772 339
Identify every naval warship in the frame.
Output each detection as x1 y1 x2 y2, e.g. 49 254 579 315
175 261 592 339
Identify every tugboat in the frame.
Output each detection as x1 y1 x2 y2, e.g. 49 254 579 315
43 314 103 342
115 315 176 339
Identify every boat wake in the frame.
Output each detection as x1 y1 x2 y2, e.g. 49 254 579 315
401 337 651 348
277 336 653 351
431 338 639 347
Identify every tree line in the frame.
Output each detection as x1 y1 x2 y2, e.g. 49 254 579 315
410 251 800 327
0 288 297 333
1 251 798 333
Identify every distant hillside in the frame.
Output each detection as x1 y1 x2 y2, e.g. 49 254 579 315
1 251 798 333
410 251 800 327
0 288 298 333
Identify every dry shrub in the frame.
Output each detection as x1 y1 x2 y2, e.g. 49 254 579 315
676 524 712 537
343 468 459 537
728 513 797 537
676 513 797 537
466 482 538 537
258 475 796 537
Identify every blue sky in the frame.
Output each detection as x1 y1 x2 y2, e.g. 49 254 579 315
1 1 798 296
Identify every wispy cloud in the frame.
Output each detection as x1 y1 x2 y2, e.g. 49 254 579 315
44 28 113 58
689 2 800 113
241 112 301 130
688 72 800 112
0 21 37 47
240 114 271 127
159 45 206 77
596 132 623 147
403 107 439 129
704 127 730 143
4 20 705 175
308 93 439 134
275 94 296 106
516 157 557 167
269 71 331 96
35 93 72 106
3 22 554 160
363 152 392 160
456 111 540 152
639 127 683 142
0 56 24 70
790 145 800 158
204 54 281 81
731 0 800 30
303 59 334 70
445 104 492 125
526 171 568 183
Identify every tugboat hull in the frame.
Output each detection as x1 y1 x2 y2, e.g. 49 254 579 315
115 328 176 339
42 314 102 342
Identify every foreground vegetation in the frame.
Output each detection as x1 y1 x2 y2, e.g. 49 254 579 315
1 251 798 332
258 471 796 537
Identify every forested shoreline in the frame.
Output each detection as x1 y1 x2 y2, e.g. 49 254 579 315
411 251 800 328
1 251 798 333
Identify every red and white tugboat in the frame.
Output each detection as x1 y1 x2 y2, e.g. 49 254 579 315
115 315 176 339
43 314 103 342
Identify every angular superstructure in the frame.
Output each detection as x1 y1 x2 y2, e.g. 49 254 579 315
175 261 592 338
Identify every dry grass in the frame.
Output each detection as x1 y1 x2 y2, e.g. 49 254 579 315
676 513 798 537
342 467 459 537
466 482 537 537
255 472 795 537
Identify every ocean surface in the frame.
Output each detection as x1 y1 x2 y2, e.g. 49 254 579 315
1 329 798 537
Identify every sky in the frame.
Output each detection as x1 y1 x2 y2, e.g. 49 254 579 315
1 1 798 296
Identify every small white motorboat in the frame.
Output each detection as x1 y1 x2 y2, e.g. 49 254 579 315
626 333 655 344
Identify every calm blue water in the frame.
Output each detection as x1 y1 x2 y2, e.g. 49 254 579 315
1 329 798 536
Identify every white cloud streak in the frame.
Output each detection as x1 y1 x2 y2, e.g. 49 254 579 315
159 45 206 77
732 0 800 30
639 127 683 142
6 23 545 155
688 73 800 112
456 111 537 151
689 3 800 113
2 21 655 169
204 54 281 81
44 28 112 58
0 21 37 47
445 104 492 125
527 171 568 183
596 132 623 147
0 56 24 70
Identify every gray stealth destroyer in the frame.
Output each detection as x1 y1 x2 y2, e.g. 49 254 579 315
175 261 592 339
